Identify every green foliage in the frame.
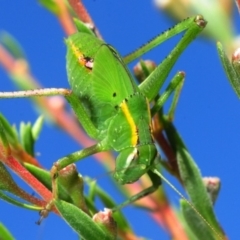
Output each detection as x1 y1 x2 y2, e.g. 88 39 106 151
0 223 15 240
217 42 240 98
0 2 227 240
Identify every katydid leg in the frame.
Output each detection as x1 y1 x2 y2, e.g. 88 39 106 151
38 142 108 221
51 142 110 198
0 88 100 139
0 88 71 98
139 15 206 101
151 71 185 116
124 16 205 64
111 169 161 212
167 72 184 120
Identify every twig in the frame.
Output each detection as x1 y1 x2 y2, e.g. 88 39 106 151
68 0 102 39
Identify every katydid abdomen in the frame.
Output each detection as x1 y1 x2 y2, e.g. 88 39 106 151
108 92 158 184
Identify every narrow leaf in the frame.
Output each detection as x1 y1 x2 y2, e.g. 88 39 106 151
0 118 11 159
0 222 15 240
85 177 130 232
20 122 34 156
25 163 71 202
0 32 25 59
217 42 240 98
55 199 114 240
39 0 61 15
181 200 216 240
0 162 45 207
31 115 44 141
0 114 18 145
163 120 224 239
0 191 41 211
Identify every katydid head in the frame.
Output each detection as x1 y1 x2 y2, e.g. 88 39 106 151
114 144 158 184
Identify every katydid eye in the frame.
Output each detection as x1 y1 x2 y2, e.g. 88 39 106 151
84 56 94 69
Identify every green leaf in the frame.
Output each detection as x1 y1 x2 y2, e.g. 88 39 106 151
20 122 34 156
85 177 130 232
181 200 215 240
0 222 15 240
0 114 18 146
177 148 222 236
55 199 115 240
173 207 198 240
39 0 61 15
0 162 42 210
0 32 25 59
0 191 41 211
31 115 44 141
163 120 224 239
0 162 18 191
24 163 71 202
24 163 51 188
0 121 11 160
177 148 213 213
217 42 240 98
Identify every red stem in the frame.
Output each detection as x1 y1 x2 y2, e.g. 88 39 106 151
5 155 52 203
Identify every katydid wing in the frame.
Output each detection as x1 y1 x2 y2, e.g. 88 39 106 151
66 33 158 184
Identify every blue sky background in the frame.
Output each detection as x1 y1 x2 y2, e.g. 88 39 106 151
0 1 239 239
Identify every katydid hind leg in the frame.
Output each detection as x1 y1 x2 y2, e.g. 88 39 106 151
151 71 185 116
124 16 204 64
111 169 161 212
139 15 207 102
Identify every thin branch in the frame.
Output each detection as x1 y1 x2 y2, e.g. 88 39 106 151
68 0 102 39
56 0 76 35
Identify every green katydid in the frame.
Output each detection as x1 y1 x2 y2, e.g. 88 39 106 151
0 14 224 239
